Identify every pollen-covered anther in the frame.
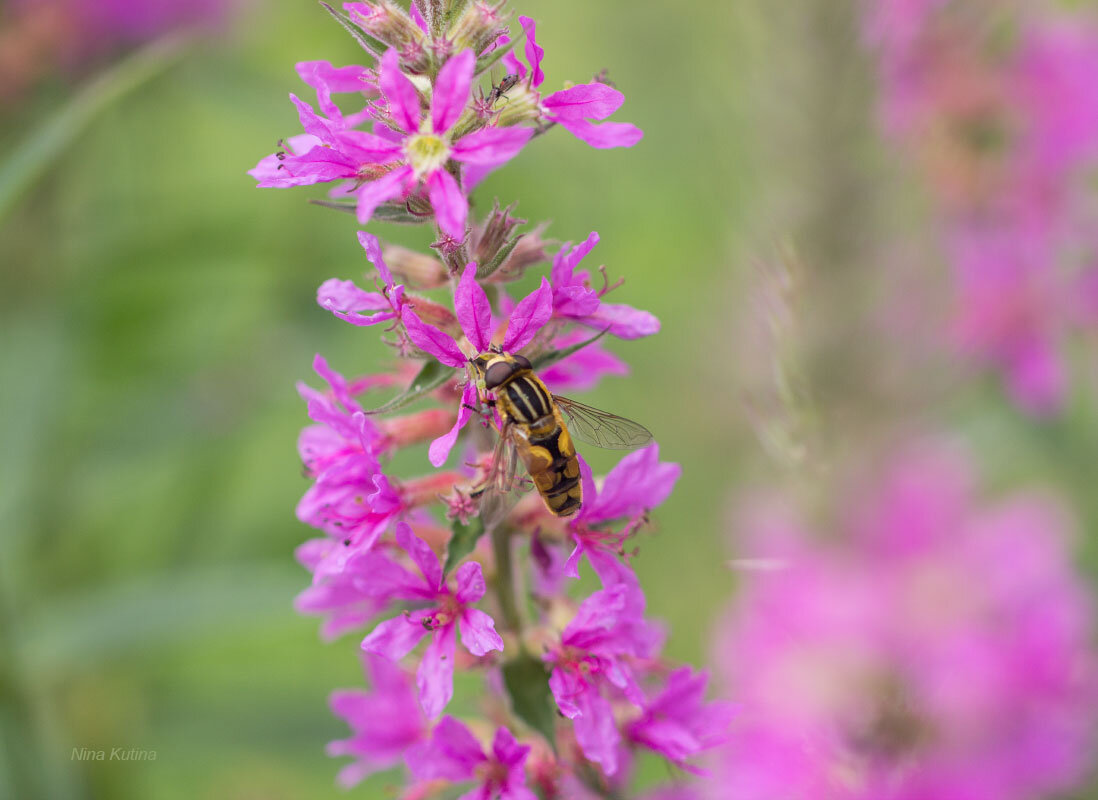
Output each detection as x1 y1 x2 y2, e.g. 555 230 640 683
404 134 452 177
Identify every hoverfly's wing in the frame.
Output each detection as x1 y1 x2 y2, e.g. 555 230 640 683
553 396 654 450
473 422 531 532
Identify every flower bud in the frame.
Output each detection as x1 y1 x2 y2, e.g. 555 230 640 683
382 244 450 289
448 1 509 54
473 201 523 265
379 408 456 448
490 222 551 281
346 1 429 67
407 295 459 330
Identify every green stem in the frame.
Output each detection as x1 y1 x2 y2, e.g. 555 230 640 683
490 524 523 635
0 33 190 224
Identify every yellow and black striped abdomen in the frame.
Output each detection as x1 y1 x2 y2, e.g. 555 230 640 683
498 372 582 517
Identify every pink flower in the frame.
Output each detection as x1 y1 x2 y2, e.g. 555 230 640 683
407 716 536 800
296 355 401 556
498 16 644 150
253 49 533 237
328 655 427 787
360 522 504 719
548 232 659 340
401 263 553 466
317 230 406 328
710 444 1098 800
544 583 663 775
625 667 733 773
563 445 681 582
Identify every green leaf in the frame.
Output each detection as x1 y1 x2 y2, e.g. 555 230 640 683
0 34 189 223
362 359 454 415
309 199 429 225
502 654 558 749
443 517 485 575
318 2 386 58
531 328 610 371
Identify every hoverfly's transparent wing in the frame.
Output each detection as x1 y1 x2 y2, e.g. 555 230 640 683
473 422 531 531
553 396 654 450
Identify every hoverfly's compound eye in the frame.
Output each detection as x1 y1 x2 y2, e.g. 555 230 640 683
512 354 533 371
484 361 515 389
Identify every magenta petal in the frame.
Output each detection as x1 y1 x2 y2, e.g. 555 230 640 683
296 60 372 94
417 624 456 719
518 16 544 87
429 383 477 467
317 278 391 326
453 560 488 604
503 277 553 352
395 521 444 592
409 716 484 780
543 83 624 121
361 615 429 659
401 308 467 368
585 444 680 523
563 541 583 579
455 263 493 352
458 608 504 656
427 168 468 239
573 689 622 775
432 49 475 134
556 117 644 149
586 301 660 339
452 126 534 166
380 48 422 132
289 93 340 144
547 666 582 719
552 231 600 285
355 165 412 224
357 230 395 287
498 34 526 81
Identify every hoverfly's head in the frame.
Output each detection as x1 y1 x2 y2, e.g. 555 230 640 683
473 352 533 390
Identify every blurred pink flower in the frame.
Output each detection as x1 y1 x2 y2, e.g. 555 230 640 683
328 655 427 787
408 717 536 800
710 444 1098 799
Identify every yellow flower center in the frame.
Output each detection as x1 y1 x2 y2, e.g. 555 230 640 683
404 133 451 177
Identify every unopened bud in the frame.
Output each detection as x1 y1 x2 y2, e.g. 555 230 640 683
379 408 456 448
491 222 551 281
346 1 429 67
408 295 459 330
383 244 449 289
449 1 509 54
473 201 523 265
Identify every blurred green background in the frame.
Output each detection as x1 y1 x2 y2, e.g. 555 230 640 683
2 1 1097 798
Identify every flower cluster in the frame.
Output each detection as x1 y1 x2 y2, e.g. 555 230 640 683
710 443 1098 799
865 0 1098 414
253 3 727 796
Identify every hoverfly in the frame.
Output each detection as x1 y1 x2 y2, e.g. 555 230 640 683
470 349 653 524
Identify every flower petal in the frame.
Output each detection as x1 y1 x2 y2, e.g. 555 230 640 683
361 615 428 660
396 520 444 592
452 126 534 166
429 382 477 467
455 263 493 352
585 301 660 339
317 278 393 326
417 623 456 719
432 49 475 134
427 168 468 239
459 608 504 656
290 93 340 144
380 48 422 132
583 444 680 523
555 117 644 149
573 689 623 775
453 560 488 604
503 277 553 352
402 307 467 368
519 16 544 87
357 230 395 287
551 231 600 286
542 83 625 121
408 716 484 780
355 165 413 224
